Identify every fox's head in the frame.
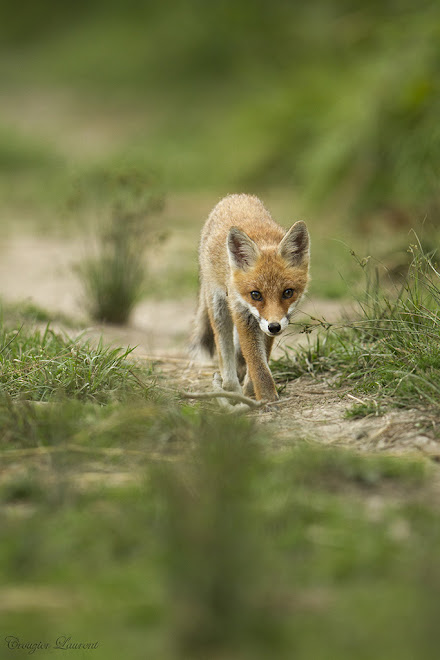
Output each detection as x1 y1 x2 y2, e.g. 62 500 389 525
227 222 310 337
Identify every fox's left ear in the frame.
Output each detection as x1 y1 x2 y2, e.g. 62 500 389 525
278 221 310 267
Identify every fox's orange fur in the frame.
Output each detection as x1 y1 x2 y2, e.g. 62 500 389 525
191 194 310 401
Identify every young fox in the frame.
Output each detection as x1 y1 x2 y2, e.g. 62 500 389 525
191 194 310 402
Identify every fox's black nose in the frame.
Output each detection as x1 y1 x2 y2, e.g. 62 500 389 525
268 322 281 335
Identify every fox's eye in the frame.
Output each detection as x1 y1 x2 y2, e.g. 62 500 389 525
250 291 262 301
282 288 294 299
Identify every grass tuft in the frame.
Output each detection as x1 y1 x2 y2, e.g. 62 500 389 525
76 167 163 324
274 242 440 414
0 323 152 403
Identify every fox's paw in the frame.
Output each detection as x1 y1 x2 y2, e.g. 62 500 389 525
258 386 279 402
212 373 250 413
221 377 242 394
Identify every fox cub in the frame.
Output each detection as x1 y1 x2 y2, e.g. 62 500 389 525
191 194 310 402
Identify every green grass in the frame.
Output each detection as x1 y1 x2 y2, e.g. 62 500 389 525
0 323 152 403
0 299 79 328
274 243 440 415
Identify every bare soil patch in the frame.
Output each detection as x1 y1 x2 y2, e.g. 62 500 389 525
152 354 439 458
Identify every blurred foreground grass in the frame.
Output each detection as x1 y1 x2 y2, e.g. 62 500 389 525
0 305 439 658
1 393 439 660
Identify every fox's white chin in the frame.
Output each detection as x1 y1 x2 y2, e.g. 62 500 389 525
262 329 281 337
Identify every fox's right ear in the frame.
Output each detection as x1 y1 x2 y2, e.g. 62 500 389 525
278 221 310 267
227 227 260 271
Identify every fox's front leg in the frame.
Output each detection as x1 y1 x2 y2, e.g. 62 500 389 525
242 334 275 398
208 291 241 393
234 316 278 401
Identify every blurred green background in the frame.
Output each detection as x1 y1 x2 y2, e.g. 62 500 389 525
2 0 440 300
1 0 439 301
1 0 439 222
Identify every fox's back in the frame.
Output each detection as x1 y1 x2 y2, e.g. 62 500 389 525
200 194 285 286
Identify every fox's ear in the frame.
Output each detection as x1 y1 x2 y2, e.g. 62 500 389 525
278 221 310 267
227 227 260 271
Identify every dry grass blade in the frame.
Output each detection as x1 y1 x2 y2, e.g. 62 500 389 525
180 389 266 410
180 372 267 412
